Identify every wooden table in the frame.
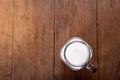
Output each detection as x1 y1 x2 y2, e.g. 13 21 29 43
0 0 120 80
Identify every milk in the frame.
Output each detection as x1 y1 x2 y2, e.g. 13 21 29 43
65 42 90 66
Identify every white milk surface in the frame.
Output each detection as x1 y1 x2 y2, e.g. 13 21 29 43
65 42 90 66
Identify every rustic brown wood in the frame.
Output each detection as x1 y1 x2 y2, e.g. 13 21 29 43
0 0 120 80
12 0 54 80
0 0 13 80
97 0 120 80
34 0 54 79
54 0 98 80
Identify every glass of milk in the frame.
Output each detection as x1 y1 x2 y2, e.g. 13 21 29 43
60 37 96 73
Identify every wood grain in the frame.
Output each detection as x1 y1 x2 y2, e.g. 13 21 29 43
97 0 120 80
0 0 13 80
54 0 98 80
12 0 54 80
34 0 54 79
0 0 119 80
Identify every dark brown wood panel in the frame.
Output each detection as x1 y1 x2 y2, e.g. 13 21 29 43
12 0 54 80
35 0 54 79
97 0 120 80
0 0 13 80
54 0 98 80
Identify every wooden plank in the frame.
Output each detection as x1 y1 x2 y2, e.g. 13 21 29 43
54 0 98 80
97 0 120 80
12 0 54 80
0 0 13 80
35 0 54 79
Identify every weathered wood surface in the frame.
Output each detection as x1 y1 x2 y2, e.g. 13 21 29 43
0 0 13 80
0 0 119 80
97 0 120 80
12 0 54 80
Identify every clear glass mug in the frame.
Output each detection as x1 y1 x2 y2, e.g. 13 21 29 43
60 37 96 73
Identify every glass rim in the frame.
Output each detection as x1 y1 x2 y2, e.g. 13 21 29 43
64 41 92 67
